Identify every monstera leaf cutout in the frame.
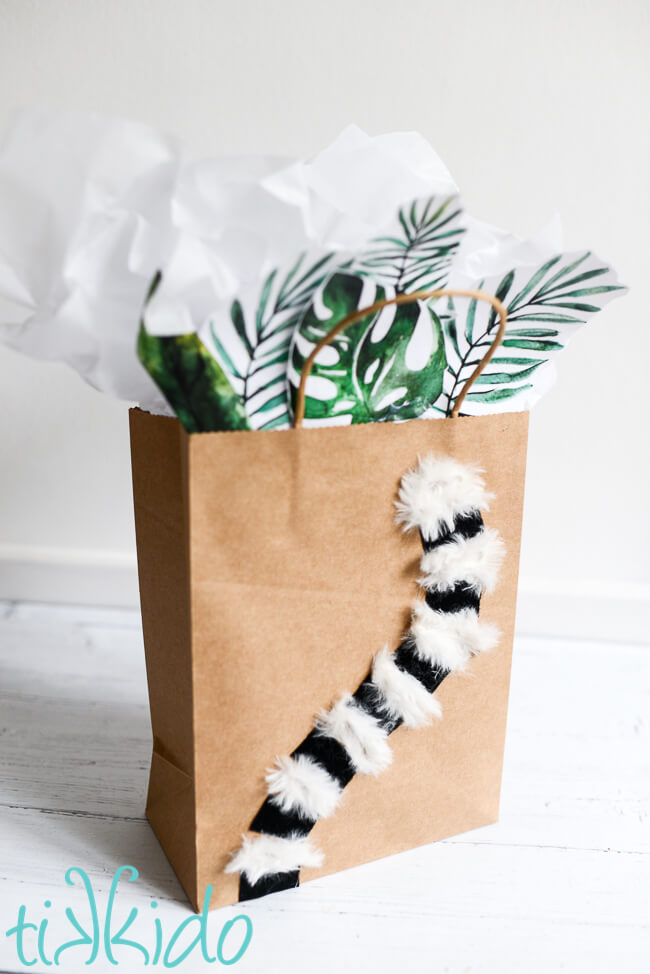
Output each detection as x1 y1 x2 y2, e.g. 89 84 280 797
290 272 446 424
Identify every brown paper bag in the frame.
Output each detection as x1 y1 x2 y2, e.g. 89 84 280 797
129 404 528 911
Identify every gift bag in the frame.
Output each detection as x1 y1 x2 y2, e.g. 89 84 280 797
129 290 529 912
0 112 624 914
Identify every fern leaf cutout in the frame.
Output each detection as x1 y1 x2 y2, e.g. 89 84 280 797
357 195 465 294
441 252 625 415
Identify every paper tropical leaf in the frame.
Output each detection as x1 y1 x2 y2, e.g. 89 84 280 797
289 271 446 424
137 327 250 433
439 251 625 415
356 195 465 294
138 273 250 432
208 252 336 431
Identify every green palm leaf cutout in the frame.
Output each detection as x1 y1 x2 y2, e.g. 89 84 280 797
441 252 625 414
356 195 465 294
289 271 446 424
208 252 336 430
138 273 250 433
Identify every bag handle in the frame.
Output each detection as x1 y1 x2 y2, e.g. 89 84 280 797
293 288 508 428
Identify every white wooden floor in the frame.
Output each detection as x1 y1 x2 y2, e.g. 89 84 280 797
0 601 648 973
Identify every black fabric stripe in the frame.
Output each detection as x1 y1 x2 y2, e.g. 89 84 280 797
249 797 315 837
425 584 480 614
292 730 357 788
353 677 403 734
421 509 484 552
239 870 299 901
393 640 449 694
420 511 483 614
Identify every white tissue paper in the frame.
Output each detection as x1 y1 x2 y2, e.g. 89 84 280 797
0 108 626 430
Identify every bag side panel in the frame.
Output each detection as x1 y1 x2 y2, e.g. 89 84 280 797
129 408 198 908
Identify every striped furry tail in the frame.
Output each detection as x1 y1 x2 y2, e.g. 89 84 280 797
225 454 504 901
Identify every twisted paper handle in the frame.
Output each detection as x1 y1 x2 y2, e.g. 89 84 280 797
293 288 508 428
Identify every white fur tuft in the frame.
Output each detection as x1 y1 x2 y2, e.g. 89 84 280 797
419 528 505 594
371 645 442 728
395 454 493 540
225 834 323 884
315 694 392 775
410 602 501 672
266 754 342 820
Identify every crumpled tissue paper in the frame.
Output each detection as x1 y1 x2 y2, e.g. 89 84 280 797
0 109 626 429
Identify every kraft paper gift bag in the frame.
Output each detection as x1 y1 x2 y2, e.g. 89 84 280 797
129 404 529 912
0 112 624 915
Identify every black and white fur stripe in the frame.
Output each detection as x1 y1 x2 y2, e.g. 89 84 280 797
225 454 504 900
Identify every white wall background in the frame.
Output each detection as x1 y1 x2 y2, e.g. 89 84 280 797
0 0 648 638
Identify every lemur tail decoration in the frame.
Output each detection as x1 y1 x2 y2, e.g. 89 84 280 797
225 454 505 901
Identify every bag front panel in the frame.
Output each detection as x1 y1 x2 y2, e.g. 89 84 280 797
187 412 528 908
